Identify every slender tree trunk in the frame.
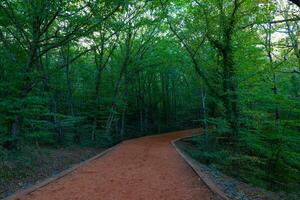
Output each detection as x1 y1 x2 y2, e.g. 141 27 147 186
200 87 208 144
272 74 280 122
92 47 104 141
11 116 20 138
64 45 75 116
172 80 177 123
120 76 129 140
138 71 144 135
266 23 280 124
52 96 63 142
105 30 132 135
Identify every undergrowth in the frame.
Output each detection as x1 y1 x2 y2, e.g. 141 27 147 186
181 129 300 198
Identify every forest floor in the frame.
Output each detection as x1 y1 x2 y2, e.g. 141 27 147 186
7 129 217 200
0 146 103 199
177 136 300 200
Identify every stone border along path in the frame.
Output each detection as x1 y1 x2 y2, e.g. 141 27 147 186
171 136 230 200
4 129 220 200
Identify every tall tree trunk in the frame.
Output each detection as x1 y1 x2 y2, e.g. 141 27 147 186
64 45 75 116
120 76 129 140
222 45 240 140
138 71 144 135
266 23 280 124
105 30 132 135
92 46 104 141
11 116 20 139
200 87 208 144
10 13 43 140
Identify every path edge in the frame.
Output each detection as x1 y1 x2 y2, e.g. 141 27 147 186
3 144 118 200
171 135 230 200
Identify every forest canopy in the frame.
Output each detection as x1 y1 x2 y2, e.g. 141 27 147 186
0 0 299 197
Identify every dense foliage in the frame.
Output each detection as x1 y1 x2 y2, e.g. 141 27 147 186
0 0 299 196
0 0 201 149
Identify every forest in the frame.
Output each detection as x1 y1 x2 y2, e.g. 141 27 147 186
0 0 299 199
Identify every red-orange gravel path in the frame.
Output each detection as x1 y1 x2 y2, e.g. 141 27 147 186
18 129 215 200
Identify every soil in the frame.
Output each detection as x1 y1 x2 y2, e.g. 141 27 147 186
1 147 103 199
11 129 217 200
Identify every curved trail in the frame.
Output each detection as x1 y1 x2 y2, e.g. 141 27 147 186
18 129 215 200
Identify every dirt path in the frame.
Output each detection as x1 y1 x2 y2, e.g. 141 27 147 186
16 129 215 200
